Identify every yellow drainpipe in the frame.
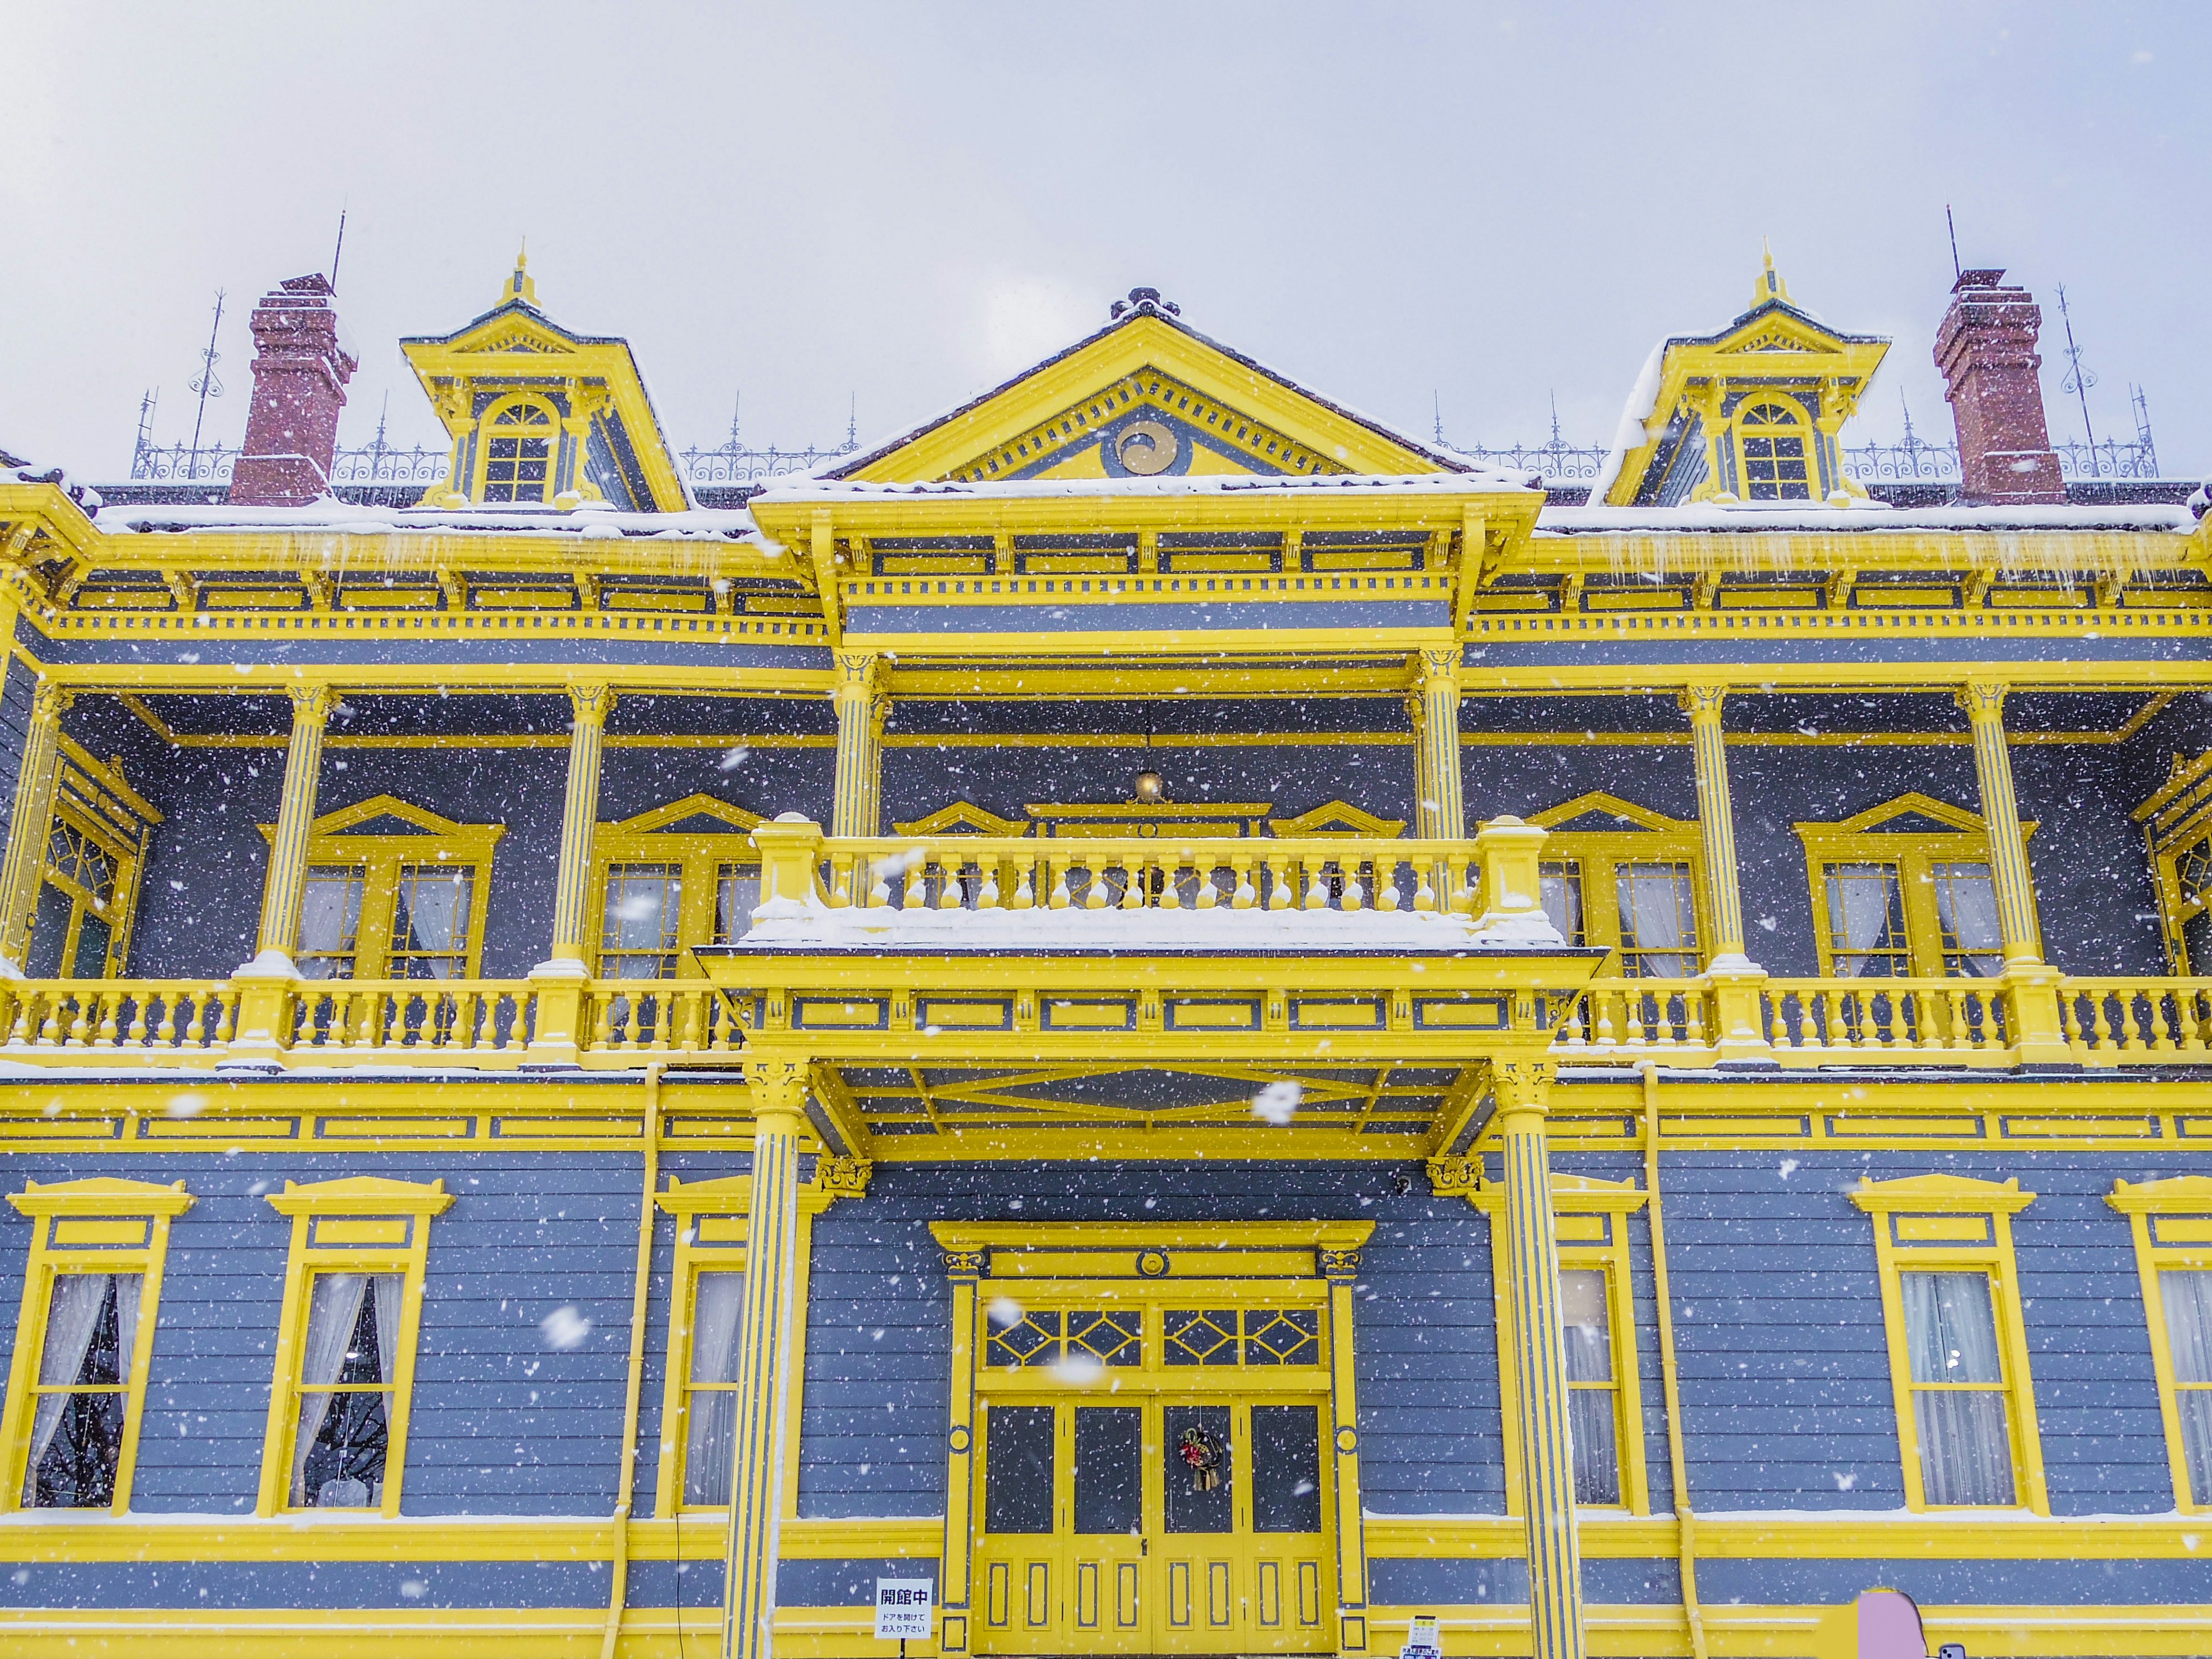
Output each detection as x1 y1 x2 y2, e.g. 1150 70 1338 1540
1643 1063 1707 1659
603 1062 666 1659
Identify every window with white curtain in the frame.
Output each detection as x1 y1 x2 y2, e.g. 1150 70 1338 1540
389 866 475 979
21 1272 140 1508
1932 862 2003 976
1559 1267 1621 1505
714 865 761 944
1615 863 1698 978
601 864 682 978
2161 1269 2212 1504
683 1269 746 1505
1825 862 1908 976
1903 1270 2016 1505
1540 862 1585 946
297 868 365 979
291 1271 404 1509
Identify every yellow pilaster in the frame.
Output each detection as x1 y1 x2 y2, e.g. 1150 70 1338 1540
549 683 615 963
938 1244 982 1657
831 651 881 841
1495 1058 1586 1659
253 684 334 964
0 681 69 973
1680 685 1771 1062
1413 647 1464 840
1958 680 2068 1065
721 1055 810 1659
1323 1242 1370 1655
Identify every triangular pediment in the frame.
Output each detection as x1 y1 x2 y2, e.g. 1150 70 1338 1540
1798 792 2038 842
608 794 767 836
1528 792 1692 835
893 801 1032 837
834 298 1461 485
1270 800 1406 839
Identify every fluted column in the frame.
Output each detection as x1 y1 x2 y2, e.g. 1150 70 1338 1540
548 683 614 963
1496 1058 1586 1659
1414 647 1465 840
0 683 71 972
1678 685 1746 962
253 684 334 964
830 651 881 840
721 1055 809 1659
1957 681 2040 965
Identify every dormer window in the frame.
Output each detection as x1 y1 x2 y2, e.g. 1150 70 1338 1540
479 397 555 502
1735 399 1812 501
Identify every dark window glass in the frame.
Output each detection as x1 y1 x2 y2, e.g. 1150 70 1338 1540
1164 1404 1233 1533
984 1405 1055 1534
1072 1407 1142 1534
1249 1404 1322 1533
26 1275 133 1509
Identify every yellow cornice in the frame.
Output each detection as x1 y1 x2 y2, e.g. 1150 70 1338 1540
9 1177 192 1219
1850 1172 2035 1215
265 1175 454 1218
844 313 1445 483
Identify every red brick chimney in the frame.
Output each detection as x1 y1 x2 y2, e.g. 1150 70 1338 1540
227 274 358 506
1931 268 2064 505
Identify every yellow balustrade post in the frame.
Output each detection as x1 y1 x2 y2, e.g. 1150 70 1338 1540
0 682 70 975
1679 684 1771 1064
721 1055 810 1659
229 684 333 1058
1958 681 2067 1064
1495 1058 1586 1659
749 819 827 918
1413 647 1465 840
529 682 613 1065
1472 815 1551 938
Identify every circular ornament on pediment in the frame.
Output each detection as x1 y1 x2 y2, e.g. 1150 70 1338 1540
1134 1247 1171 1278
1115 419 1179 476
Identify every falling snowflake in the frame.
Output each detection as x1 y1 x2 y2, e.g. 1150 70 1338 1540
540 1306 592 1350
1252 1081 1302 1125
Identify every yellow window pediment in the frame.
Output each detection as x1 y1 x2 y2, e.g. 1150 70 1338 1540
1269 800 1407 839
834 296 1460 485
892 801 1031 837
605 793 768 839
1528 791 1692 836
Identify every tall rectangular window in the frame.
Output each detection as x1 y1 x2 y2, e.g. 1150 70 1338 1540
1931 862 2003 977
714 865 761 944
601 864 681 978
1616 863 1698 978
389 866 474 979
2162 1270 2212 1503
681 1269 744 1506
22 1271 140 1509
1559 1267 1621 1505
1539 862 1585 946
290 1272 403 1508
1901 1270 2016 1506
297 867 365 978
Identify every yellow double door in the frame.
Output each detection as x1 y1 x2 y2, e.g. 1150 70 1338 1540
972 1395 1333 1654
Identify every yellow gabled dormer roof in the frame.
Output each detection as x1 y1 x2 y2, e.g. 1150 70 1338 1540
1597 254 1891 508
834 287 1468 485
401 259 687 513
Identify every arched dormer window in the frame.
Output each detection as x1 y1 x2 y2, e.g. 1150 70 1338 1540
1734 397 1812 502
478 396 557 503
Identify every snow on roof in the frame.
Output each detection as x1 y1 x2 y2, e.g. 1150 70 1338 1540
1536 502 2200 535
1585 340 1665 509
92 499 757 541
753 468 1537 506
3 444 104 512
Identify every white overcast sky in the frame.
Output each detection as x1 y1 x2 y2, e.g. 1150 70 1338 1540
3 2 2206 479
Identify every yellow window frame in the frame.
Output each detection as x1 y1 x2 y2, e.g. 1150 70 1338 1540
1730 391 1817 503
651 1173 831 1517
256 1176 452 1517
473 392 560 505
1526 793 1711 978
592 795 767 978
1796 793 2039 978
1851 1173 2046 1513
29 742 161 980
1472 1173 1653 1516
2136 756 2212 974
0 1178 193 1515
2108 1175 2212 1511
257 796 503 980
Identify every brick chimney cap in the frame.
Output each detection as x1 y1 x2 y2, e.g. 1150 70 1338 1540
1953 268 2008 293
278 273 335 297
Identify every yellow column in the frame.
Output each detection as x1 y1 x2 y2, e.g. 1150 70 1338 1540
253 684 334 964
722 1055 810 1659
1414 647 1465 840
1679 685 1771 1062
1957 681 2067 1064
937 1246 983 1657
1323 1243 1370 1654
1495 1058 1586 1659
548 683 615 964
1957 681 2040 964
0 682 70 972
830 651 881 840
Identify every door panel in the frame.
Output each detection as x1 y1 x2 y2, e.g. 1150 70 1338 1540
1070 1406 1145 1643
